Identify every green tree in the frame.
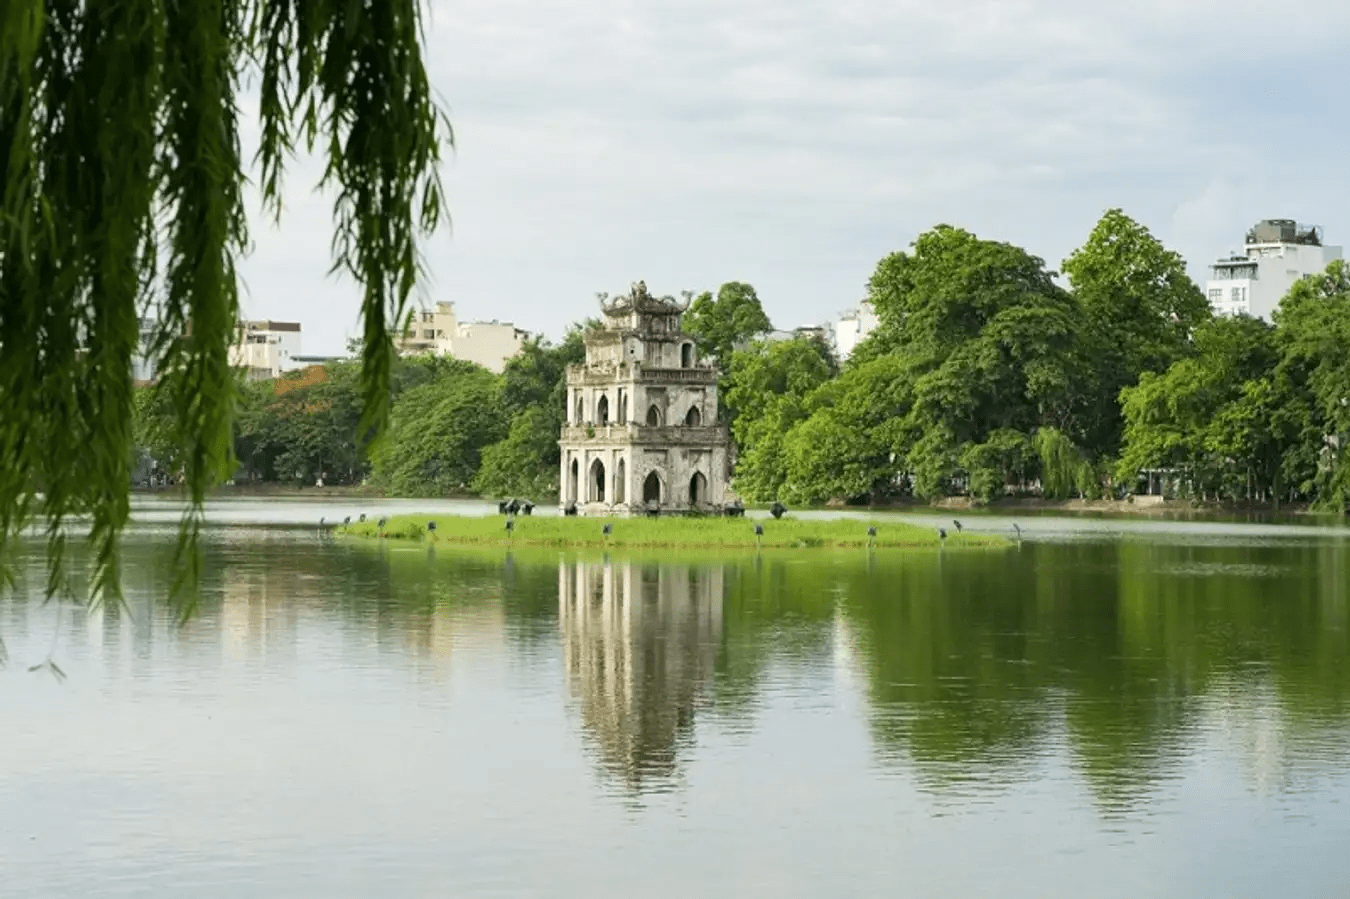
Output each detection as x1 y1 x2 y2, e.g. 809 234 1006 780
233 362 367 485
373 362 506 496
1062 209 1211 455
1 2 449 606
780 354 914 504
960 429 1036 503
472 406 561 499
1117 316 1282 500
473 325 588 498
863 225 1092 499
1275 260 1350 512
723 337 835 501
682 281 773 366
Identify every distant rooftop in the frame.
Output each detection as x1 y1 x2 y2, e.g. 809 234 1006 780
1246 219 1322 246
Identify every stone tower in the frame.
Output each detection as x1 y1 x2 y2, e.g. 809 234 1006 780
559 282 730 515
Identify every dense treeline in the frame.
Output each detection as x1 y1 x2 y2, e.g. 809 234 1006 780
720 210 1350 512
133 208 1350 511
134 328 586 498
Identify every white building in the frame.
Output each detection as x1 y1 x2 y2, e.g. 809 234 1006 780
833 299 878 360
1204 219 1342 320
451 321 530 373
230 320 302 380
396 301 527 373
133 316 158 383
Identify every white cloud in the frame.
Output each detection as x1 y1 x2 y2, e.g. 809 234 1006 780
236 0 1350 353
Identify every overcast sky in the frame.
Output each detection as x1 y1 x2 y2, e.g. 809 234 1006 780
235 0 1350 355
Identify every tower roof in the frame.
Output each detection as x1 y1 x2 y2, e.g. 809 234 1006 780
599 281 689 317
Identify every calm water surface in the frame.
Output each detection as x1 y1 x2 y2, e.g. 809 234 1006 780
2 499 1349 897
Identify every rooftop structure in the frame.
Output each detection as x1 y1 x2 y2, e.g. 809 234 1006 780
396 301 527 373
1205 219 1342 320
833 300 878 360
230 320 302 381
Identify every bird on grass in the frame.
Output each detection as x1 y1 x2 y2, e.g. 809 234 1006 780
427 521 437 532
938 527 947 541
359 513 367 523
953 520 963 533
1012 522 1022 540
602 523 612 536
867 526 877 548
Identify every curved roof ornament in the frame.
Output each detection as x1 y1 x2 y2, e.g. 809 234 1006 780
600 280 689 315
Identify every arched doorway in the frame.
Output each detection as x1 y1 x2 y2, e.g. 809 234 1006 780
681 343 693 368
590 458 606 502
643 471 661 504
615 458 626 503
569 458 579 502
597 395 609 425
689 471 707 505
574 396 583 424
646 404 661 426
618 391 628 424
684 405 701 427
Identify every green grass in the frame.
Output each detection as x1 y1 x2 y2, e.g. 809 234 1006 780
340 513 1006 550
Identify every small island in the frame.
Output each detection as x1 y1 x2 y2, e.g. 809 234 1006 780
341 513 1007 550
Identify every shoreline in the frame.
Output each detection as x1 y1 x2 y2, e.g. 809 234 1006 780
132 484 1328 520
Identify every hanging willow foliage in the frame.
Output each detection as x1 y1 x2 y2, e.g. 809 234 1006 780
0 0 449 616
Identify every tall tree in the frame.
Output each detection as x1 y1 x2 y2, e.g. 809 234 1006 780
0 2 449 609
682 281 773 365
723 337 835 501
864 225 1092 498
473 325 588 498
1062 209 1211 455
1275 260 1350 512
372 361 505 497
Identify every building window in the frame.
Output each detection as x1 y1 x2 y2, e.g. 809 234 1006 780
1208 288 1222 303
1230 286 1246 304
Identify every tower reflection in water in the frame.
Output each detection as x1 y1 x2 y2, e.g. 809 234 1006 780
558 558 723 793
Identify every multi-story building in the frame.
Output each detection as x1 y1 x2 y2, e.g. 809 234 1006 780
132 316 158 384
451 320 530 373
559 282 730 515
1204 219 1342 320
833 299 878 360
395 300 527 373
230 320 302 380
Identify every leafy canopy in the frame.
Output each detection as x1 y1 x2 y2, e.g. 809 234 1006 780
682 281 773 365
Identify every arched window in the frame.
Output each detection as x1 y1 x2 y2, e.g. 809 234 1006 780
574 396 583 424
597 395 609 425
643 471 661 504
689 471 707 505
569 458 579 502
590 458 606 503
684 405 701 427
646 404 662 427
615 459 627 503
681 343 693 368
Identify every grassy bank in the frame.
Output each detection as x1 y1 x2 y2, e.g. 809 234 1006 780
341 513 1005 550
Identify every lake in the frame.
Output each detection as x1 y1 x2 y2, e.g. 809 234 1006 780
3 498 1349 897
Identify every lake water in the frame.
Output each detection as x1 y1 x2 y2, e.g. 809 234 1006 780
3 498 1349 897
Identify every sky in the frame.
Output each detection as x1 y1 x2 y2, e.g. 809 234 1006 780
235 0 1350 356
